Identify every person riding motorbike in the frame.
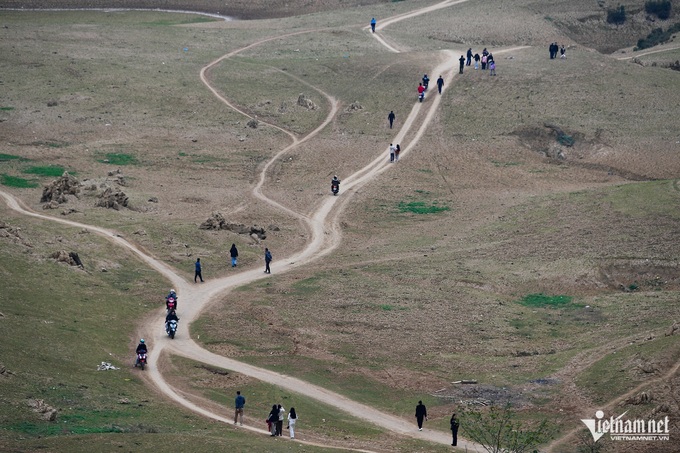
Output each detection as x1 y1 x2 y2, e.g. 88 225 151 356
331 175 340 194
166 289 178 311
135 339 147 367
165 310 179 335
422 74 430 91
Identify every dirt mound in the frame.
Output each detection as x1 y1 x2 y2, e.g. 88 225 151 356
95 187 129 210
0 220 32 247
40 172 80 205
199 212 267 239
50 250 84 268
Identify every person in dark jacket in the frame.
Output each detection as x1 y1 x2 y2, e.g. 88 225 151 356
264 248 272 274
450 412 459 446
136 339 147 354
230 243 239 267
388 110 395 129
473 52 480 69
415 400 428 430
268 405 279 436
459 55 465 74
466 47 472 66
436 75 444 94
194 258 204 282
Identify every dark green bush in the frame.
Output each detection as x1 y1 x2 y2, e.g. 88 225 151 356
607 5 627 25
645 0 672 20
637 22 680 49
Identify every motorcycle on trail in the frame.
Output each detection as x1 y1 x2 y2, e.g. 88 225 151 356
166 296 177 312
135 352 147 370
166 319 178 339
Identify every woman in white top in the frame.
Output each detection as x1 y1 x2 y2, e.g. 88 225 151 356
287 407 298 439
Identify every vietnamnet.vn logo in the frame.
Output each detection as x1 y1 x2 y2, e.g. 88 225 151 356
581 410 670 441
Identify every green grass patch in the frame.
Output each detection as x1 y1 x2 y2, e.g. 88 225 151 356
0 153 28 162
518 293 573 308
98 152 138 166
0 106 14 111
397 201 450 214
1 174 39 188
23 165 69 177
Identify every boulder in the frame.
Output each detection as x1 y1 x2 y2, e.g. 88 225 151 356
40 172 80 205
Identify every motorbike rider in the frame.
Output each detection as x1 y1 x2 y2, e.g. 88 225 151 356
166 288 178 311
165 309 179 332
331 175 340 193
422 74 429 91
135 339 147 366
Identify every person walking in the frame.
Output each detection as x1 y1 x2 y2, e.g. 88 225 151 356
264 248 272 274
450 412 460 446
560 45 566 59
230 243 239 267
489 59 496 76
415 400 428 430
234 390 246 425
395 144 401 161
459 55 465 74
370 17 376 33
466 47 472 66
388 110 395 129
267 404 278 436
389 143 396 163
288 407 298 439
276 404 285 437
194 258 204 283
473 52 480 70
436 75 444 94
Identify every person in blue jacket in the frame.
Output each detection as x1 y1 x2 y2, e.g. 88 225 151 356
370 17 376 33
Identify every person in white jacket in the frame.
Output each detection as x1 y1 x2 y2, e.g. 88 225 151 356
287 407 298 439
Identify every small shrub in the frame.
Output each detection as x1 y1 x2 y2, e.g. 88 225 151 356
645 0 672 20
607 5 627 25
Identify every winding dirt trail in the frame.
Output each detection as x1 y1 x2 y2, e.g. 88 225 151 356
0 0 480 451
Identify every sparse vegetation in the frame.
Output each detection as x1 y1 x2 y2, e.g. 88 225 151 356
518 293 574 308
98 153 138 166
397 201 450 214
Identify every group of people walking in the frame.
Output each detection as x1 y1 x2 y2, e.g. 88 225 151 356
233 391 298 439
460 47 495 74
191 244 274 283
267 404 298 439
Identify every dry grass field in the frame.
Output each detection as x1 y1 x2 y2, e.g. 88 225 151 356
1 0 679 452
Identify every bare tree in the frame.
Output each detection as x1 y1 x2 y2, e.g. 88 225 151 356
461 403 556 453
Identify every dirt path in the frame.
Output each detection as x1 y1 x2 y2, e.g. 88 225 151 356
615 44 680 60
0 1 480 451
